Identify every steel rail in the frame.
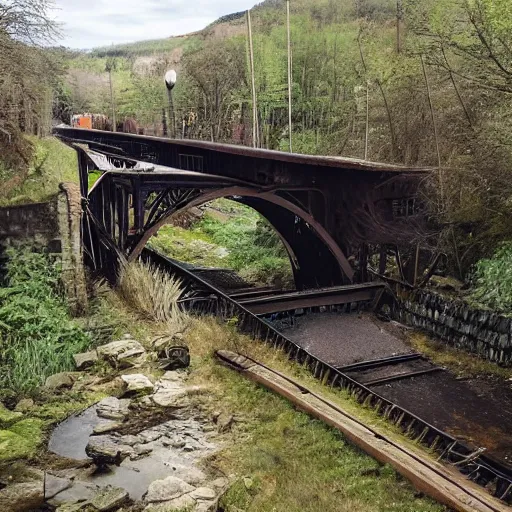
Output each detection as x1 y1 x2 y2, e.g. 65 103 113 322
362 367 444 387
338 353 423 372
141 248 512 504
238 283 385 315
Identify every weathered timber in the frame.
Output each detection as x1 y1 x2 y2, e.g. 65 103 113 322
216 350 509 512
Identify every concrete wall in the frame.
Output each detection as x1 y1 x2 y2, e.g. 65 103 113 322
392 285 512 366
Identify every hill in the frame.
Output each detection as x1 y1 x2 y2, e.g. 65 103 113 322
55 0 512 277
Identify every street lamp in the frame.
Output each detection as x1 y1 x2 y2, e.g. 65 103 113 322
165 70 177 138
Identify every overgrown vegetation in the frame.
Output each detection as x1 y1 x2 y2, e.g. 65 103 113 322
0 246 91 393
118 260 188 333
470 242 512 312
149 200 293 287
0 136 79 206
86 266 446 512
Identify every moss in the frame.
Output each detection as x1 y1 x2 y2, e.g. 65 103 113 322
0 419 44 462
0 403 23 428
32 392 107 424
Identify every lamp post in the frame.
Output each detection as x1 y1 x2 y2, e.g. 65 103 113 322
165 70 177 138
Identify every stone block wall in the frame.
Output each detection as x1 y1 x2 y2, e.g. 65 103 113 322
0 183 87 315
392 285 512 365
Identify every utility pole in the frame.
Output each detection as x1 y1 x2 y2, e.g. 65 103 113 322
421 55 443 206
364 80 370 160
165 70 177 138
106 59 117 132
287 0 293 153
247 9 259 148
396 0 402 53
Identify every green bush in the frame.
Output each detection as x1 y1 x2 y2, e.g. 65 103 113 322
471 242 512 312
0 246 91 393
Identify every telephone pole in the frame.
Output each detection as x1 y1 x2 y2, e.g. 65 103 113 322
287 0 293 153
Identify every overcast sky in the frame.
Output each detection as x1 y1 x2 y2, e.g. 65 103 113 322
52 0 258 49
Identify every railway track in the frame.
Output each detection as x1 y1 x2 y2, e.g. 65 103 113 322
143 248 512 505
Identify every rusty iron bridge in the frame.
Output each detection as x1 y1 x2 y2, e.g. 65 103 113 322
54 127 431 288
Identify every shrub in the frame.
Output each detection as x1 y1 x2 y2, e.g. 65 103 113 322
118 260 188 333
0 246 91 393
471 242 512 312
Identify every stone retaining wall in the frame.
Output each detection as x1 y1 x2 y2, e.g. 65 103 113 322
0 199 60 248
0 183 87 315
392 285 512 365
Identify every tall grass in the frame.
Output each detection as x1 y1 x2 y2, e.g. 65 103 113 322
118 260 188 333
0 246 91 393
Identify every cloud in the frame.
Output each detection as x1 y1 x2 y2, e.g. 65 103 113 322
51 0 258 49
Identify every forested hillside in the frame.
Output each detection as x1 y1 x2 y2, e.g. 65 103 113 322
2 0 512 282
54 0 512 276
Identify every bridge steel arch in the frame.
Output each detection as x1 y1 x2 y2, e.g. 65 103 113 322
56 128 431 288
82 160 354 289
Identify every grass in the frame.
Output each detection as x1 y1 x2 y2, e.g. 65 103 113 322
407 331 512 381
0 246 92 393
149 199 294 287
118 260 189 333
0 137 79 206
93 281 447 511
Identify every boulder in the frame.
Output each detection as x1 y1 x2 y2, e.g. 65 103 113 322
73 350 98 370
174 467 207 486
45 372 79 391
0 481 44 512
85 435 133 467
121 374 154 395
93 421 123 435
97 339 146 368
44 474 72 499
144 476 194 503
190 487 216 500
90 485 129 511
14 398 34 413
96 397 130 421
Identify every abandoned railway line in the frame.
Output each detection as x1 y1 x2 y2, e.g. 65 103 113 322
48 128 512 509
145 248 512 506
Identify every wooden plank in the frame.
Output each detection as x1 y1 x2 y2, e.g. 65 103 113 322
216 350 509 512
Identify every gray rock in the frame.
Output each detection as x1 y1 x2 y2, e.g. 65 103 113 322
97 339 145 368
183 444 195 452
90 485 129 511
139 430 162 443
0 481 44 512
14 398 34 413
55 503 89 512
161 371 184 382
144 476 194 503
85 435 133 466
171 438 186 449
96 397 130 420
152 389 185 408
134 444 154 455
73 350 98 370
211 477 229 489
47 481 98 506
190 487 216 500
195 501 217 512
120 434 142 446
93 421 123 434
44 474 71 499
121 374 154 395
45 372 78 390
175 467 207 486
